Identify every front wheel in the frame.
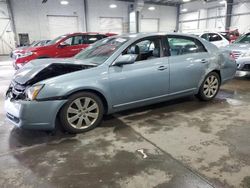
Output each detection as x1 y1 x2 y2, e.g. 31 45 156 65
197 72 220 101
59 92 104 133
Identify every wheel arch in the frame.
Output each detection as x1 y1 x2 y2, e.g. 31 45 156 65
197 69 221 92
65 89 109 114
211 70 221 82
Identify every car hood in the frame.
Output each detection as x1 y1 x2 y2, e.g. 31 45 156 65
21 45 53 53
222 43 250 52
13 58 96 85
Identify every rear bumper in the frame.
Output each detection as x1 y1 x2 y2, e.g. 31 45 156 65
4 97 67 130
235 70 250 77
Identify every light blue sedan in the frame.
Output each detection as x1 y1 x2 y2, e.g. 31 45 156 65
5 33 236 133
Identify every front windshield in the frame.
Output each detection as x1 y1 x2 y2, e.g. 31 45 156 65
74 37 129 65
46 35 66 45
234 33 250 44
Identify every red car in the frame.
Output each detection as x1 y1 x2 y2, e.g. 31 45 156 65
220 29 240 43
13 32 116 69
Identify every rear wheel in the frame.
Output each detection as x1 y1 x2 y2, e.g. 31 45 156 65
59 92 104 133
197 72 220 101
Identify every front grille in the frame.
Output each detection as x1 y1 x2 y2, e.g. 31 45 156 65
232 51 242 60
6 81 26 100
242 64 250 71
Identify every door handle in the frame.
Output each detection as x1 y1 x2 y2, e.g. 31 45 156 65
157 66 168 71
200 59 208 64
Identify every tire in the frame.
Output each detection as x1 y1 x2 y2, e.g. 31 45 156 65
59 92 104 134
197 72 220 101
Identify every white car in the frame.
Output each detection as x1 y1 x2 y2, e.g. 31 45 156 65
199 32 229 48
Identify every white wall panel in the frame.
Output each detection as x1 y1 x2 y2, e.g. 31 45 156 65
87 0 129 33
47 16 78 38
231 15 250 33
99 17 123 34
180 12 199 21
141 19 159 32
232 2 250 14
0 1 15 54
10 0 86 43
180 21 198 32
141 4 177 32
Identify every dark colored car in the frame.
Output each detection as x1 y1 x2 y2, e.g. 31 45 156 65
13 32 116 69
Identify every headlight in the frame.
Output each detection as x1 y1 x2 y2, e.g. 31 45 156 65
25 84 44 100
18 51 33 58
242 51 250 57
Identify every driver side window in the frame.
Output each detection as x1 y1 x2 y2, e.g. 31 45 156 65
62 37 73 46
123 37 162 62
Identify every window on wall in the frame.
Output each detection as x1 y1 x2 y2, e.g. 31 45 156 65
167 36 206 56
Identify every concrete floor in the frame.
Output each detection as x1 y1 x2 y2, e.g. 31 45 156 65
0 56 250 188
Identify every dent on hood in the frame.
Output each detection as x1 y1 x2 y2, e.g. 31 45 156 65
14 63 94 86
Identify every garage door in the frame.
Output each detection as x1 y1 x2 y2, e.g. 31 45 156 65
0 2 15 55
99 17 123 34
48 16 78 39
141 19 159 32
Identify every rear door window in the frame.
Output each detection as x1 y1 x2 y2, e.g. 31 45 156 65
83 35 104 44
167 35 207 56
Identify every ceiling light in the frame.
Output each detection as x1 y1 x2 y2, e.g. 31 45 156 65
148 6 155 11
109 4 117 8
183 0 191 2
219 0 226 4
181 8 188 12
60 0 69 5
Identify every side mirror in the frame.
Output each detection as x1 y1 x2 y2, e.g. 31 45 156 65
58 42 69 48
113 54 137 66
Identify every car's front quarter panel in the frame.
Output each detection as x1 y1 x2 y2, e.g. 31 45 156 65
36 65 112 110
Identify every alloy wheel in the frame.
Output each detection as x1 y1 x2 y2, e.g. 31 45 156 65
203 75 219 98
66 97 99 129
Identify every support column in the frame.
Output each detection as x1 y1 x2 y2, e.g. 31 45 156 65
225 0 233 30
136 11 140 33
83 0 88 32
175 4 180 32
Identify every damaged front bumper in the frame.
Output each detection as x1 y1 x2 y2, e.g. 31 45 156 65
5 97 67 130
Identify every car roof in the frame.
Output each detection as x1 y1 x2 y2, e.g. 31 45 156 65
65 32 115 36
116 32 202 40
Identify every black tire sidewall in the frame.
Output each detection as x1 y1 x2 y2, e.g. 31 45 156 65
198 72 220 101
59 92 104 133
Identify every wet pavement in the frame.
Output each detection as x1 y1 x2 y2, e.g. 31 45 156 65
0 56 250 188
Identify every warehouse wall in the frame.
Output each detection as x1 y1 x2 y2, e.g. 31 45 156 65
10 0 86 44
87 0 177 33
9 0 177 45
231 2 250 33
179 0 250 34
0 0 15 54
141 4 177 32
87 0 130 33
179 0 226 33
